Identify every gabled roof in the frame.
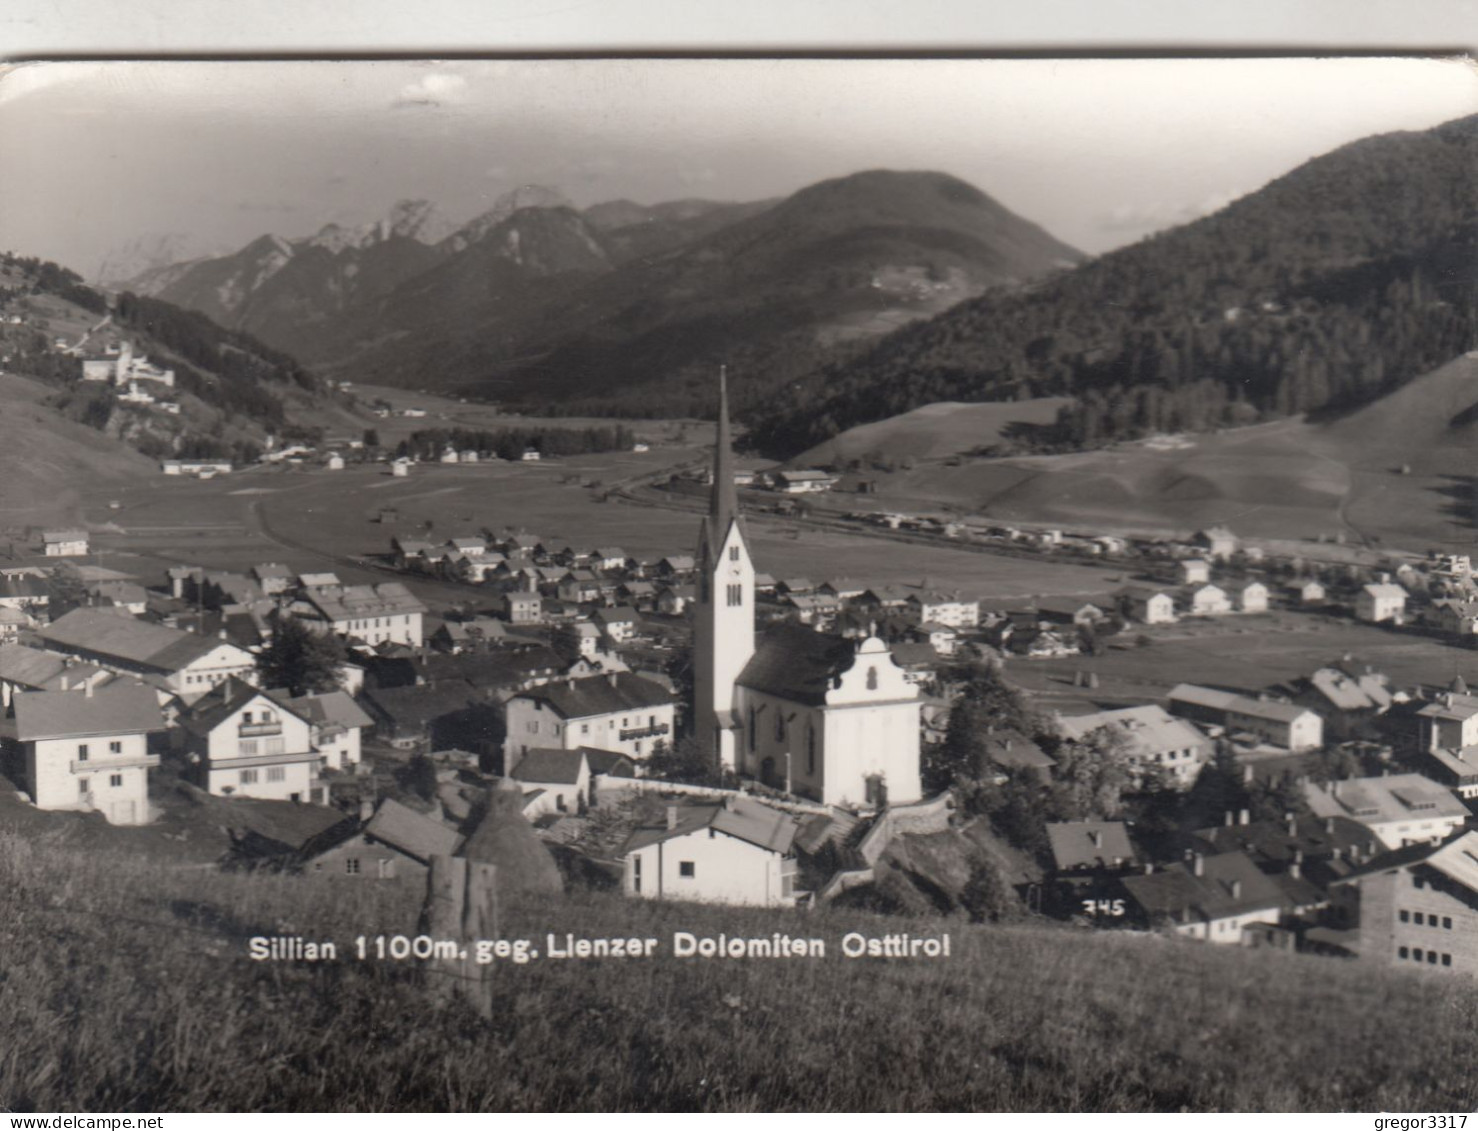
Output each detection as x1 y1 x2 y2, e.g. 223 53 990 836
180 676 311 737
512 673 672 720
624 795 799 855
511 747 588 785
595 606 639 623
268 688 373 731
1046 821 1135 871
0 575 48 600
1303 773 1468 826
364 798 462 864
42 529 88 543
983 730 1055 771
13 682 163 740
0 643 69 688
1057 704 1211 758
41 607 240 673
1361 583 1408 599
1121 852 1284 922
1329 830 1478 894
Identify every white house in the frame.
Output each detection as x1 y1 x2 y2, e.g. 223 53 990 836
1186 584 1232 616
906 592 980 629
1178 559 1211 585
1356 582 1408 625
1057 704 1212 788
593 606 640 643
269 688 373 773
1302 774 1468 851
289 583 425 648
41 529 89 557
1124 587 1176 625
178 677 323 802
391 458 412 477
622 795 802 907
1235 581 1269 613
771 469 836 494
1120 851 1283 943
37 607 257 703
326 453 346 471
502 672 676 773
161 460 232 477
13 682 164 825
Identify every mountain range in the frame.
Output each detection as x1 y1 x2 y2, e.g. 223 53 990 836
128 171 1084 416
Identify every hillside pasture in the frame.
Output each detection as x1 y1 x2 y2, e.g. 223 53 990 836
3 830 1478 1112
794 396 1071 468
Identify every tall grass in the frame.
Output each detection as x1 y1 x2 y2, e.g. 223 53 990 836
2 832 1475 1112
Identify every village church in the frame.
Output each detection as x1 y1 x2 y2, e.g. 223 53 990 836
692 372 923 808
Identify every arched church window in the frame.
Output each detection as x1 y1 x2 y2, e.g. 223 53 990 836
866 666 878 690
747 706 756 752
807 725 816 776
775 711 785 742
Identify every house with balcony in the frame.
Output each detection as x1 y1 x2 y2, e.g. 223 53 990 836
502 672 676 774
11 682 164 825
906 591 980 629
621 795 803 907
177 677 324 803
267 688 373 773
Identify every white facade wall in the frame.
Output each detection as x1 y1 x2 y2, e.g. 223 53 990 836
1176 907 1281 943
44 540 88 558
504 699 677 768
173 646 258 702
315 725 362 772
915 600 979 628
624 827 796 906
201 696 319 800
323 611 422 648
27 731 154 825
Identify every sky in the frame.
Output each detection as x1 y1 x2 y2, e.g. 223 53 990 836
0 56 1474 279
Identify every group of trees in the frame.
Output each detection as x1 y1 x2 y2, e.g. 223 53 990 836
746 120 1478 457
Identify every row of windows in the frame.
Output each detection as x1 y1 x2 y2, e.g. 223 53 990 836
238 738 287 756
342 616 412 630
1398 947 1452 966
184 671 235 687
239 767 288 784
1399 910 1454 928
76 741 124 759
341 858 394 877
78 773 125 793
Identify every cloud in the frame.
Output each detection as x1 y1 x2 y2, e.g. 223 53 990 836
1098 190 1241 234
393 71 469 109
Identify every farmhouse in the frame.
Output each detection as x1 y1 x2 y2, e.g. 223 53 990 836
771 469 837 494
1234 581 1269 613
38 607 257 702
502 591 543 625
1056 705 1212 788
1328 831 1478 977
592 606 640 643
1417 692 1478 799
161 459 231 477
1302 774 1468 851
1280 660 1394 740
502 672 676 773
1290 580 1326 605
1356 582 1408 624
0 645 114 708
41 529 89 557
303 798 462 881
507 746 633 817
1167 685 1323 751
11 682 164 825
0 574 49 616
622 795 803 907
1119 851 1283 943
1047 820 1136 874
177 677 324 802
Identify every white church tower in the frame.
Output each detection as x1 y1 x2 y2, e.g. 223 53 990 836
692 367 755 771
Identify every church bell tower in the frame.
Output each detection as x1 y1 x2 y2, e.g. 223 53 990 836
692 367 755 771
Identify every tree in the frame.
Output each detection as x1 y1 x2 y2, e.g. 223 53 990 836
256 616 346 696
960 858 1020 923
45 568 89 621
363 427 381 449
1047 724 1135 821
644 735 734 789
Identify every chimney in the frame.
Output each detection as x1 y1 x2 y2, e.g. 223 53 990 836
84 679 94 699
666 805 678 830
59 674 69 691
1239 808 1250 826
1365 840 1377 860
723 794 737 811
359 796 375 822
1089 829 1102 848
1243 765 1254 785
607 672 618 687
1192 853 1205 877
1324 816 1335 834
1230 879 1243 899
1286 815 1297 836
1144 862 1154 874
1225 810 1234 827
1289 859 1301 880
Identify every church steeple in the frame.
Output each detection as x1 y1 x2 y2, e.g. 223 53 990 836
693 365 754 772
707 365 739 545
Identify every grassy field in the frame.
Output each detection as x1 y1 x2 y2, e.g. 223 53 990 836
3 829 1477 1112
792 396 1072 467
1009 610 1478 707
837 355 1478 550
